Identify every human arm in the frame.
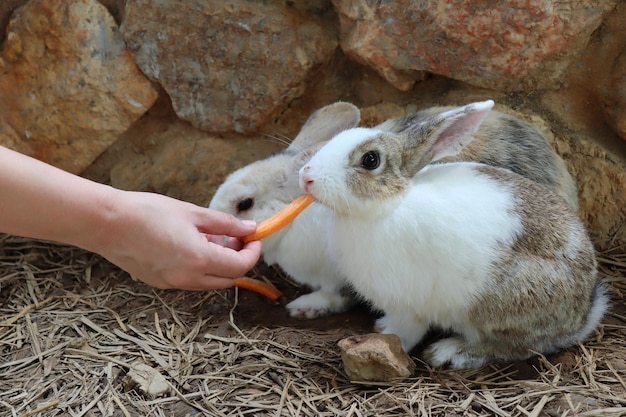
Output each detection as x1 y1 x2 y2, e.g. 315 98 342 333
0 146 262 290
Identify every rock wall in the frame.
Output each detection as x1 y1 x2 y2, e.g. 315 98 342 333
0 0 625 249
333 0 615 92
0 0 158 173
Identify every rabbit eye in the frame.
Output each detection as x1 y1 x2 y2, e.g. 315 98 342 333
237 197 254 212
360 151 380 170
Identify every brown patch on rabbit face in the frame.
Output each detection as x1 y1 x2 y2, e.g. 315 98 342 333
345 135 410 201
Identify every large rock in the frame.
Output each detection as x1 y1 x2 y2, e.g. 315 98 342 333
332 0 616 92
122 0 337 134
338 333 416 383
84 97 283 206
0 0 158 173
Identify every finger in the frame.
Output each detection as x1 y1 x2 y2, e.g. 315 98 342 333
172 275 238 291
204 234 244 250
196 209 256 237
204 240 262 278
201 275 237 290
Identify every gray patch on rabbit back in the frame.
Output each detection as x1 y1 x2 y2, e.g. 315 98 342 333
441 114 562 188
378 107 577 209
481 117 561 186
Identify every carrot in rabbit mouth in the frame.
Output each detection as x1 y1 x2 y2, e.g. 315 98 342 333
234 194 315 301
242 194 315 243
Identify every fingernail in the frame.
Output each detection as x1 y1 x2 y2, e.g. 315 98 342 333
242 220 256 228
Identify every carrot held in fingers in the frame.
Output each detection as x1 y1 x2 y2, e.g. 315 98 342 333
242 194 315 243
233 277 283 301
234 194 313 301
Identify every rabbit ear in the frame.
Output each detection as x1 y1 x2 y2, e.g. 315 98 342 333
402 100 494 176
424 100 494 161
288 102 361 152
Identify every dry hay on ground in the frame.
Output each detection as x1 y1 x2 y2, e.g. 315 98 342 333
1 234 625 417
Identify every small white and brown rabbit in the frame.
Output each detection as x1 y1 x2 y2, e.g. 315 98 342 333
210 102 361 319
299 100 608 368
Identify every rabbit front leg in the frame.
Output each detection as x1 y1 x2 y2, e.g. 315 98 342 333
286 284 355 319
375 311 430 353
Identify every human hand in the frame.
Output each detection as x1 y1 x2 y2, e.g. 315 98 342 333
94 190 262 290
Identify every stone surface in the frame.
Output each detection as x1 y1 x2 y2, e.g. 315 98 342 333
574 2 626 142
566 136 626 249
84 97 283 206
122 0 337 134
0 0 26 43
535 98 626 250
359 102 405 127
338 333 416 383
0 0 158 173
603 49 626 140
124 362 169 398
332 0 616 92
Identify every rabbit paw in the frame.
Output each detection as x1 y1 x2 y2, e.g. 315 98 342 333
423 337 489 369
286 290 350 319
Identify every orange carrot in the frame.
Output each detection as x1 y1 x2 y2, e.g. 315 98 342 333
233 277 283 301
242 194 315 243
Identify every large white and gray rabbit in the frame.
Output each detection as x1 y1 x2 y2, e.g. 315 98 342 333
299 100 608 368
210 100 579 321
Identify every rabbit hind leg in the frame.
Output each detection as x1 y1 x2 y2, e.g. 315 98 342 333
423 336 493 369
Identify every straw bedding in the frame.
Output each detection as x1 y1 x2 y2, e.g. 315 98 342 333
1 234 625 416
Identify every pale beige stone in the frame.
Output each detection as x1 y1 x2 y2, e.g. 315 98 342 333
338 333 416 383
122 0 337 134
125 362 169 398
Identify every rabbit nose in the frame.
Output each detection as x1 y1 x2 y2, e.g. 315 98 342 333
300 166 314 193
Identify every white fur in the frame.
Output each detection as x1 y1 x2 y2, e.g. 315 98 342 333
572 282 609 343
301 128 524 352
210 155 353 319
426 337 490 369
264 203 354 318
285 288 350 319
